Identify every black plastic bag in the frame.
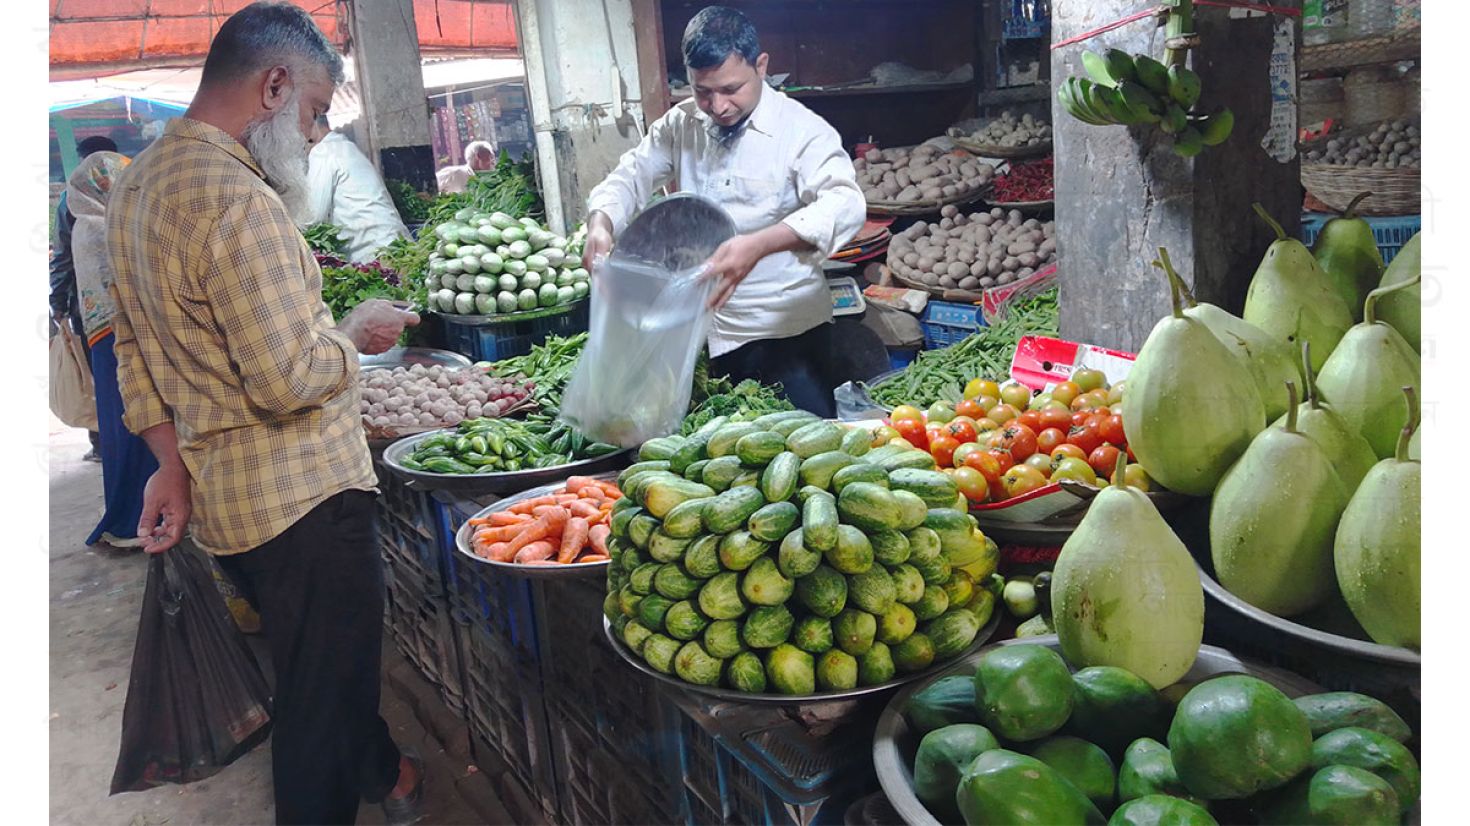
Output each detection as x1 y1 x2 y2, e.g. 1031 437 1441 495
110 546 273 794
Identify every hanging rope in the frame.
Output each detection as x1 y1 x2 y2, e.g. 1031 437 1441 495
1051 0 1302 51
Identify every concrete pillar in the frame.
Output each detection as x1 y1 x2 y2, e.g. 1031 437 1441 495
516 0 646 235
1051 2 1302 352
347 0 435 192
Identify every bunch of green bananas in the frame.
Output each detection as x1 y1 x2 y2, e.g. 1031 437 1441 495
1057 48 1234 158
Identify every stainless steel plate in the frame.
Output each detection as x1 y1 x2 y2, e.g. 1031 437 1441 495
381 428 634 495
359 346 473 371
873 635 1325 826
453 474 618 579
601 608 1001 706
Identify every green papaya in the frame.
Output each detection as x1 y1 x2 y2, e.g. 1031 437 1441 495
1123 248 1265 496
1117 738 1208 808
1308 726 1419 814
1242 204 1353 374
914 724 1001 822
1067 666 1170 759
1256 764 1399 826
904 674 978 734
1315 277 1422 459
1027 736 1117 812
956 750 1106 825
1294 692 1413 743
1375 233 1420 353
973 644 1074 742
1311 192 1385 321
1168 675 1312 800
1110 795 1217 826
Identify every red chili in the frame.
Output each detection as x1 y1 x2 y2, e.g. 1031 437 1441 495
992 156 1054 202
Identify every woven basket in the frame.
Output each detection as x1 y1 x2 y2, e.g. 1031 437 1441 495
866 186 989 217
1301 165 1420 216
951 137 1052 159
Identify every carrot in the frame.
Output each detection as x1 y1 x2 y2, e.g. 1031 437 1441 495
472 523 530 545
531 505 572 530
509 495 559 515
523 559 561 566
514 540 557 564
577 554 609 564
588 523 610 557
594 480 624 499
577 485 606 502
503 515 556 558
555 493 580 505
564 476 597 494
567 500 602 520
482 511 531 527
558 517 591 564
486 542 514 562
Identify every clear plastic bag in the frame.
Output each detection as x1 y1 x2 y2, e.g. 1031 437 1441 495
560 254 717 447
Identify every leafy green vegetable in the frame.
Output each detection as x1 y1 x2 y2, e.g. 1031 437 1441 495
487 332 587 413
304 223 348 256
384 179 433 223
427 151 542 226
317 256 419 344
681 375 795 435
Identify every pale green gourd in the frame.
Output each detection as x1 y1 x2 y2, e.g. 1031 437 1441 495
1178 278 1302 422
1314 275 1422 459
1375 233 1421 354
1243 203 1354 373
1311 192 1385 321
1270 343 1378 497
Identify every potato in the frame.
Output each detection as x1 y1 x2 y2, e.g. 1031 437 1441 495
1017 267 1035 280
939 275 958 288
947 261 969 279
1019 252 1039 268
940 204 960 219
1023 218 1041 230
997 272 1016 285
991 207 1005 219
1038 238 1057 258
864 148 882 163
959 276 979 290
1008 241 1037 256
922 187 944 200
882 182 901 199
980 276 996 288
970 261 986 278
975 213 995 226
916 256 935 272
898 186 921 202
921 272 940 286
940 185 957 198
987 258 1005 277
1003 256 1020 272
909 163 935 180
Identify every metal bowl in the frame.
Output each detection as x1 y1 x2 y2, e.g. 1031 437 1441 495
873 635 1324 826
359 346 473 371
453 474 616 579
381 428 635 495
601 607 1001 707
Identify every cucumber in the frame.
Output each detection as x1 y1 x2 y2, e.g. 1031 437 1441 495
618 460 673 488
831 463 889 494
496 291 519 313
648 529 693 564
504 259 527 277
760 451 801 504
748 502 799 543
538 283 561 307
841 427 873 457
662 498 710 539
683 535 723 579
498 274 518 293
683 459 710 484
501 226 528 244
1294 693 1413 743
525 254 549 273
800 451 859 490
557 285 576 305
479 253 505 274
488 211 517 230
730 470 760 489
837 482 904 533
708 423 763 459
703 486 767 535
889 469 961 508
773 417 816 438
517 289 538 311
628 513 660 550
752 410 817 430
872 448 940 472
700 455 745 492
803 492 840 553
787 421 846 458
522 271 543 291
735 431 786 467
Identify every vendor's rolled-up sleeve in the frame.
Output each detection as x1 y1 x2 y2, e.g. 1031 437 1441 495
110 288 173 435
586 111 679 237
781 125 866 264
202 192 357 417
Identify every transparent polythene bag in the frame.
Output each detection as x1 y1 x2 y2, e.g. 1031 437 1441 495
560 254 717 447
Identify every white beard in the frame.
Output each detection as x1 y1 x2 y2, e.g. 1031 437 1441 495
242 92 311 223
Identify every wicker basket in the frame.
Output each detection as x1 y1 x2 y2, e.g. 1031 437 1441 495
1301 165 1420 216
1343 66 1409 127
866 186 990 217
951 137 1052 159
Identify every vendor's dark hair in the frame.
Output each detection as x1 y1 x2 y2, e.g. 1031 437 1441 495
200 1 344 87
682 6 760 70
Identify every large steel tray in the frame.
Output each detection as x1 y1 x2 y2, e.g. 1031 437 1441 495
381 428 633 495
453 474 617 579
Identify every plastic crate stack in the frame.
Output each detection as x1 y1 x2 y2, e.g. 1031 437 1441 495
1300 212 1420 264
372 457 466 717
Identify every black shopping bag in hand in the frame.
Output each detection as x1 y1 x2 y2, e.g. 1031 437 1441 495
110 546 273 794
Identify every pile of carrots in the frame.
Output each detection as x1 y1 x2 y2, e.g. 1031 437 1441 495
468 475 621 565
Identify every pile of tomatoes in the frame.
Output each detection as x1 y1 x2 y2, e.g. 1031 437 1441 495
869 368 1154 505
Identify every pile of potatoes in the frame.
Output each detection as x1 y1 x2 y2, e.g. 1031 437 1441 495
856 143 995 204
887 205 1057 291
961 110 1052 148
1304 117 1421 169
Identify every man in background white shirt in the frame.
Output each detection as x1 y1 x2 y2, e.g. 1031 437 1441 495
436 140 497 195
582 5 864 417
305 124 410 262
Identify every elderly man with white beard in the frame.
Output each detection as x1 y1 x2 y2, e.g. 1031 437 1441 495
105 3 424 823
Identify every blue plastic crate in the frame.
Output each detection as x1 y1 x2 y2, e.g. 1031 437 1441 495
1002 0 1050 39
887 346 920 371
546 691 684 826
378 502 442 591
1300 212 1419 265
381 552 460 698
372 457 434 540
920 300 987 350
439 301 589 362
431 493 541 657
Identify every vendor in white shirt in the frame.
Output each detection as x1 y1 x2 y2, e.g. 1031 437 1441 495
437 140 497 195
582 5 865 417
305 122 411 262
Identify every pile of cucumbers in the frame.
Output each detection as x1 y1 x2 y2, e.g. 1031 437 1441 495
1058 47 1233 159
603 411 1002 695
425 209 589 316
398 417 620 475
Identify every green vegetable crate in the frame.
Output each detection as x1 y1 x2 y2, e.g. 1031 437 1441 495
440 300 589 363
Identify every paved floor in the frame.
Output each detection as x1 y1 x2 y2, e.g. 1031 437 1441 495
48 421 515 825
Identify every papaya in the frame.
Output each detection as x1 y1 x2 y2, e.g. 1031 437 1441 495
1210 381 1349 617
1052 453 1203 689
1310 192 1386 322
913 724 1000 821
1269 342 1378 496
1242 203 1353 374
1293 692 1412 744
905 673 978 734
1375 232 1420 353
1255 764 1399 825
1122 248 1265 496
1176 277 1301 422
1067 666 1170 759
955 749 1106 825
1027 736 1117 812
1117 738 1208 808
1168 675 1313 800
1314 276 1422 459
1308 726 1419 814
973 644 1074 742
1109 795 1217 826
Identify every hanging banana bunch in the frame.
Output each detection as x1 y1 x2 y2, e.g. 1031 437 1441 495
1056 0 1234 158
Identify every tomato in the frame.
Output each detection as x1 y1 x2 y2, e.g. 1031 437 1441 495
1124 464 1153 491
1088 410 1112 430
945 418 979 444
894 418 928 450
1050 443 1087 467
953 466 989 503
1107 382 1126 406
929 435 961 468
1111 403 1125 415
975 417 1001 433
1050 381 1081 407
1029 393 1054 411
927 401 957 424
1001 465 1048 499
966 379 1001 401
1088 445 1123 479
955 398 986 420
1099 414 1127 447
1073 368 1107 392
1017 410 1043 433
987 404 1020 425
986 448 1016 476
964 449 1004 483
1051 457 1098 486
976 395 1000 414
889 437 911 448
1024 453 1054 478
1039 407 1073 433
1072 411 1094 428
1085 389 1112 409
891 404 924 423
997 423 1039 461
1071 393 1102 412
1036 427 1067 455
952 441 985 468
871 424 900 447
1067 421 1104 455
1000 383 1033 410
982 429 1008 450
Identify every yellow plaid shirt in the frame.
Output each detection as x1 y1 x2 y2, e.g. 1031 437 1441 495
107 117 377 556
